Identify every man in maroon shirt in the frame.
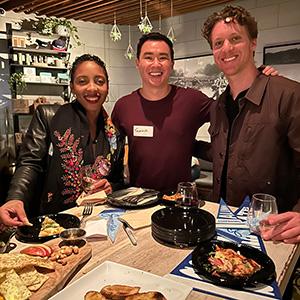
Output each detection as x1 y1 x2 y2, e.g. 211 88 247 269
112 32 212 192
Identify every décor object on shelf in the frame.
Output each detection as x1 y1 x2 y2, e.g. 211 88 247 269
110 12 122 42
167 0 176 43
138 0 153 34
124 25 135 60
8 72 27 96
18 17 81 47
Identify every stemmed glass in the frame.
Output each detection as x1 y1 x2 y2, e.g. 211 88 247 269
79 164 97 194
79 156 111 195
247 193 278 235
176 182 199 209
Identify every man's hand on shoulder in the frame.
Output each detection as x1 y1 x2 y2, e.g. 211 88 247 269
0 199 29 227
260 211 300 244
261 65 279 76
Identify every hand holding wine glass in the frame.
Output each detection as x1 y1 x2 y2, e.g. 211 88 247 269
80 156 111 195
247 193 278 235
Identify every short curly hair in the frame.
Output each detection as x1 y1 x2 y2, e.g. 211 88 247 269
70 54 109 83
202 5 258 49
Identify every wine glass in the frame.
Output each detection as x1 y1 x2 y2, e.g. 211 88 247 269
176 182 199 209
79 156 111 195
247 193 278 235
79 164 97 194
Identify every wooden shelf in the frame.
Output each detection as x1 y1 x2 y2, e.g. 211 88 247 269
10 63 68 70
24 81 69 86
11 47 69 55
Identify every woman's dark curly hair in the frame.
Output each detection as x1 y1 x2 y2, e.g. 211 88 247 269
202 5 258 49
70 54 109 83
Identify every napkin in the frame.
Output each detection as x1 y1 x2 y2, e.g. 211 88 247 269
76 190 107 206
120 206 162 230
84 218 107 241
99 209 125 243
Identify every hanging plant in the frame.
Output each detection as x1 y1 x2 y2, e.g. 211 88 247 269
167 0 176 43
8 72 27 96
124 25 135 60
110 13 122 42
138 0 152 34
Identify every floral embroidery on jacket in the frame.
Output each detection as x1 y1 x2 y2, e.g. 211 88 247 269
54 128 83 204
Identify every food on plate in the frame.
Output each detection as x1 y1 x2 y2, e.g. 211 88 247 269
17 265 49 291
20 244 53 257
100 284 140 299
0 269 32 300
0 253 54 271
84 291 107 300
162 193 180 201
0 252 54 300
208 245 262 277
49 245 80 265
39 216 66 237
125 291 167 299
22 220 33 226
85 285 167 300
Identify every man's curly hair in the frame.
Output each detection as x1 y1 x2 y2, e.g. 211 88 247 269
202 5 258 49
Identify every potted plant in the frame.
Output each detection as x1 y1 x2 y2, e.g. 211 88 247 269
8 72 27 96
18 17 81 47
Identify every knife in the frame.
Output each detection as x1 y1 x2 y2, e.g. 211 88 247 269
119 218 137 246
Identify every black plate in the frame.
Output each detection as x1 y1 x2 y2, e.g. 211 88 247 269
192 240 276 288
107 188 159 209
151 207 215 248
15 213 80 243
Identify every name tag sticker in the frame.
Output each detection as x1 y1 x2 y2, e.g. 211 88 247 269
133 125 154 137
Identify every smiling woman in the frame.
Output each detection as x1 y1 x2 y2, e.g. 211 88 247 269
0 54 125 227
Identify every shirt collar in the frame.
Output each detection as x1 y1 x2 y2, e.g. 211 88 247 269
245 73 270 106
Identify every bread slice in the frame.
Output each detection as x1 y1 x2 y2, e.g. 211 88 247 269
100 285 140 299
84 290 107 300
125 292 167 300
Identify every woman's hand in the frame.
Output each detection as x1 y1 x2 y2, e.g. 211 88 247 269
260 211 300 244
90 178 112 195
0 200 30 227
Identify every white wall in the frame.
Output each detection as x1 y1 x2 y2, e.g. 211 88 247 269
1 0 300 140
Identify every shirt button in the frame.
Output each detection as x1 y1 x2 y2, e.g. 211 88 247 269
217 178 220 183
219 152 224 158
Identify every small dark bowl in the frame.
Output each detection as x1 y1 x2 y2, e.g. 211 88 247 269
59 228 86 247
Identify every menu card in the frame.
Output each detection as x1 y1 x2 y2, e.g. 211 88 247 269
165 198 282 300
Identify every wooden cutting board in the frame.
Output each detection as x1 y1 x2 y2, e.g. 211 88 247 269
30 238 92 300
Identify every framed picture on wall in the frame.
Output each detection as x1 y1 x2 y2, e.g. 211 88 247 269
169 54 227 100
263 42 300 82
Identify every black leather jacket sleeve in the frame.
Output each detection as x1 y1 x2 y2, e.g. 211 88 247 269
6 105 59 212
108 133 125 192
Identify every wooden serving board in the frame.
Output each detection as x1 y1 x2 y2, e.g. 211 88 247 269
30 238 92 300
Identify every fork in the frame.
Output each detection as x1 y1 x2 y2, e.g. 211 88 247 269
80 203 93 227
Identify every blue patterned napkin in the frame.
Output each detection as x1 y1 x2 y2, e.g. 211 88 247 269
99 208 125 243
165 197 282 300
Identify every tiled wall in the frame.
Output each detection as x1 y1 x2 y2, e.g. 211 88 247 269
0 0 300 143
